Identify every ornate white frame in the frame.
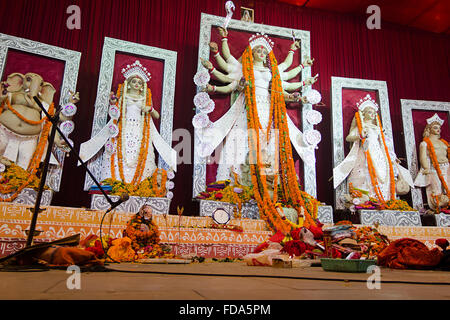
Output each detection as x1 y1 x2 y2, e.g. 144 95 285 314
83 37 177 190
401 99 450 209
193 13 316 197
0 33 81 192
331 76 393 209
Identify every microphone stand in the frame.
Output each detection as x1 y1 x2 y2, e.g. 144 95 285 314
25 96 127 247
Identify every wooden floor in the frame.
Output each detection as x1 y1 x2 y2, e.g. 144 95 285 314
0 261 449 301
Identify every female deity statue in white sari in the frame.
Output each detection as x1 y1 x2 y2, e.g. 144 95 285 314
198 28 317 181
80 60 176 186
414 114 449 210
333 95 414 204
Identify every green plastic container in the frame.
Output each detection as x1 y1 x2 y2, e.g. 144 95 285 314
320 258 377 273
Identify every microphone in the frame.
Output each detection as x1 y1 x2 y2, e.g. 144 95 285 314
106 192 130 213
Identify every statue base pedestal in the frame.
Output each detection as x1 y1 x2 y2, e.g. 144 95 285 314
199 200 334 224
358 209 421 226
90 194 171 215
435 213 450 227
199 199 259 220
317 205 334 224
0 188 53 206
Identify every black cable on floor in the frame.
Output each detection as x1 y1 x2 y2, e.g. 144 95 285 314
104 266 450 286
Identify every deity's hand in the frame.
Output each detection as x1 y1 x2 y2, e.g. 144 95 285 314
54 134 68 149
300 96 308 104
109 91 118 105
218 27 228 38
361 128 368 139
237 77 248 91
0 82 8 99
205 84 215 93
289 92 301 102
200 58 213 71
422 168 431 175
69 91 80 104
209 42 219 53
143 105 153 114
303 56 315 67
290 40 300 51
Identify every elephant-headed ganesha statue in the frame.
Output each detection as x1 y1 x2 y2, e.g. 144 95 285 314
0 72 78 201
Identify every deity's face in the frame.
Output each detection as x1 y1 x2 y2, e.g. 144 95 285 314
430 123 441 136
139 205 153 220
128 76 144 92
253 45 269 63
362 107 377 122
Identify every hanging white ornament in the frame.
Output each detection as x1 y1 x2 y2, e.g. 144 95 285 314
167 170 175 180
304 89 322 105
59 120 75 136
108 123 119 138
193 70 210 87
61 103 77 117
166 191 174 199
192 113 211 129
304 109 323 125
166 180 175 190
194 92 211 108
108 105 120 119
303 129 322 146
104 139 116 155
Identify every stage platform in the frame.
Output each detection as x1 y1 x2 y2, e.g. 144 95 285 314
0 202 448 258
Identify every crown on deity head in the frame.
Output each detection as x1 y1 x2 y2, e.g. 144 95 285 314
356 94 379 112
426 113 444 126
121 60 151 82
249 33 274 52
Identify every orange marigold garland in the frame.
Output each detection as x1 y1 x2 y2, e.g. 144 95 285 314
241 46 318 234
354 111 396 208
111 84 153 186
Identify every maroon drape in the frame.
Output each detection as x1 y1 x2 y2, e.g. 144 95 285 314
0 0 449 215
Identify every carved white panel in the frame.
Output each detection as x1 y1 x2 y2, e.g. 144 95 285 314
359 209 421 226
91 194 170 215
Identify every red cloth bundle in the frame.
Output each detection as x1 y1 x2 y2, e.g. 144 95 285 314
51 247 103 266
377 238 443 269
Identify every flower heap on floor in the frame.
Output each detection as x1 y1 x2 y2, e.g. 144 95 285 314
246 220 391 265
81 205 174 262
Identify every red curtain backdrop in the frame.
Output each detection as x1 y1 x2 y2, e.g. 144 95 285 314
0 0 449 215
